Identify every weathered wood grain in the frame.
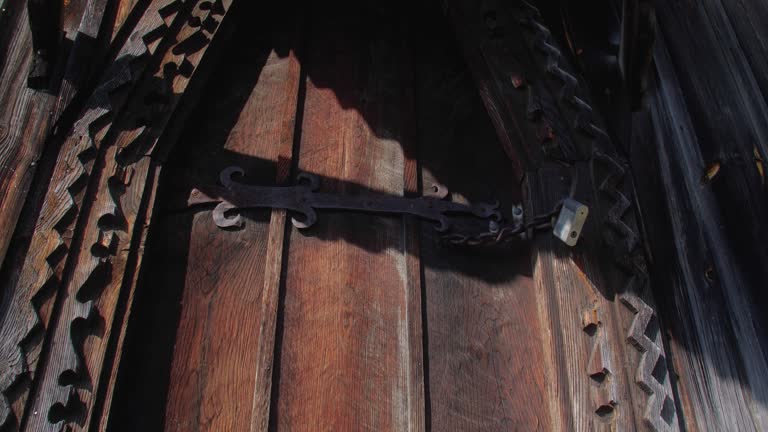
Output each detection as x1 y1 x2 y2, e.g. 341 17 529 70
718 0 768 106
272 5 424 430
0 0 113 427
51 0 111 125
0 0 185 429
655 0 768 331
0 0 57 281
636 32 768 431
246 42 302 432
0 0 109 275
23 1 237 430
154 7 299 432
527 165 630 432
111 0 143 42
414 12 552 427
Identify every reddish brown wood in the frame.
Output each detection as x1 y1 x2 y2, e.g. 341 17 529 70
272 5 424 430
161 16 301 432
245 26 302 432
0 0 137 427
0 2 57 275
110 0 141 41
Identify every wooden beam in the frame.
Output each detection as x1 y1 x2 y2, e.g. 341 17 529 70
654 0 768 321
634 31 768 431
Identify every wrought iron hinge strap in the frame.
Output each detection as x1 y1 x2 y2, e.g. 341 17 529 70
189 167 504 232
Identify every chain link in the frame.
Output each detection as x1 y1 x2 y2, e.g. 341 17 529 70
439 208 560 248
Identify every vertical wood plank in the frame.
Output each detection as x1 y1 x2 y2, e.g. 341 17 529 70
160 9 302 431
272 4 423 430
0 1 57 274
413 12 552 427
638 32 768 431
247 25 303 432
655 0 768 337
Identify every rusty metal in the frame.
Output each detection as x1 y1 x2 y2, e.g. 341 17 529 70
189 167 504 232
439 208 557 248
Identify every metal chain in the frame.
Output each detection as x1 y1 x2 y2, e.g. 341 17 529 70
439 207 560 248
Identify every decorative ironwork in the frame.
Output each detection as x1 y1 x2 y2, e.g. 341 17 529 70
190 167 504 233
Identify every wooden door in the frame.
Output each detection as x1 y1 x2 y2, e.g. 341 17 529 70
107 2 551 431
0 1 692 431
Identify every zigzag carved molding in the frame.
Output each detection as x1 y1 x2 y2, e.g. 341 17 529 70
511 3 679 430
23 1 233 429
620 292 676 432
0 1 184 428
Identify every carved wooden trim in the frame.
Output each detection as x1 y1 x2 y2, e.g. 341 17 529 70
20 1 235 430
582 304 618 420
0 0 236 429
0 2 183 428
513 5 681 431
620 292 676 432
445 1 682 430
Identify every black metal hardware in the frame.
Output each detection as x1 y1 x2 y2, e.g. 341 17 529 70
189 167 504 233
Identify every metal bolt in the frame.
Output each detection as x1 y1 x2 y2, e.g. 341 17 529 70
489 220 500 234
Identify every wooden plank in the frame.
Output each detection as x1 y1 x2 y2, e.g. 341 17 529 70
636 32 768 431
527 164 641 432
52 0 111 124
246 18 305 431
444 1 680 431
413 11 552 428
272 4 424 430
155 6 300 431
718 0 768 104
655 0 768 329
2 0 181 424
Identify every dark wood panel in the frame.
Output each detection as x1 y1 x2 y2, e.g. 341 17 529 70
272 4 424 430
635 31 768 431
444 1 680 431
655 0 768 340
414 12 552 428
